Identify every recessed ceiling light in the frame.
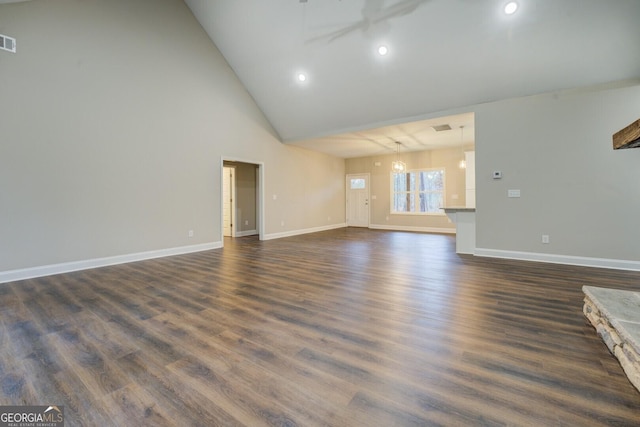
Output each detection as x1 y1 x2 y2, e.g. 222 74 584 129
377 45 388 56
504 1 518 15
297 73 307 82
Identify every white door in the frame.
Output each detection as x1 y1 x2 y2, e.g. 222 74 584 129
223 166 236 237
346 174 370 227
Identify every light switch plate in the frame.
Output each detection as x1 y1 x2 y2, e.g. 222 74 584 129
508 189 521 198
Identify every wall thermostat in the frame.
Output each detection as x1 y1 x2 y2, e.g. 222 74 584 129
493 171 502 179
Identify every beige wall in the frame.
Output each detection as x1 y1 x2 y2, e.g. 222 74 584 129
0 0 345 274
345 147 471 231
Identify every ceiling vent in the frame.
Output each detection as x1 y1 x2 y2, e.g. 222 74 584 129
0 34 16 53
432 124 451 132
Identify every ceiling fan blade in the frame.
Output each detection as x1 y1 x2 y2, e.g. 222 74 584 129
306 20 368 44
305 0 429 45
371 0 428 24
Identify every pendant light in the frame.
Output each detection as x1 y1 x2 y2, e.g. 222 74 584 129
391 141 406 173
458 126 467 169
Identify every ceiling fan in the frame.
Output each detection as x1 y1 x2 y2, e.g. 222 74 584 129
305 0 429 44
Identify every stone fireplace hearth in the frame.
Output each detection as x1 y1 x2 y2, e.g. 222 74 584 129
583 286 640 393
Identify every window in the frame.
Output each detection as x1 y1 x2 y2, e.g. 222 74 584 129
350 178 366 189
391 169 445 214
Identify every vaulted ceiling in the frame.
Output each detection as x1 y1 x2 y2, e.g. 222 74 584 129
167 1 637 157
7 1 640 158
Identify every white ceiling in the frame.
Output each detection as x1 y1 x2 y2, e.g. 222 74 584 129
185 0 640 158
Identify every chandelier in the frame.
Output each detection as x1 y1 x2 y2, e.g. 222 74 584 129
391 141 406 173
458 126 467 169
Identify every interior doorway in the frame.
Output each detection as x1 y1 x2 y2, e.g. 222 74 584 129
221 159 264 243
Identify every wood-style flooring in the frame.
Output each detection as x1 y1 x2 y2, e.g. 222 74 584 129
1 228 640 426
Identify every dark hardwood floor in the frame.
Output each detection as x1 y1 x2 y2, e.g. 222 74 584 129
1 228 639 426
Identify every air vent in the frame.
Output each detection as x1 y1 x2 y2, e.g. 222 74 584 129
0 34 17 53
432 124 451 132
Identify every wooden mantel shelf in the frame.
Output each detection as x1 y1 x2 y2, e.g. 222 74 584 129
613 118 640 150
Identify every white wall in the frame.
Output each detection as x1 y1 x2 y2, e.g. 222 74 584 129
0 0 345 279
475 82 640 269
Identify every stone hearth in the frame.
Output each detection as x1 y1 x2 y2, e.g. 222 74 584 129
583 286 640 393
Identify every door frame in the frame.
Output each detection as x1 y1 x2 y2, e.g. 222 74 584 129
345 173 370 227
220 157 265 245
222 165 236 237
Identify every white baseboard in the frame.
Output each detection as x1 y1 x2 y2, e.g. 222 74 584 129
475 248 640 271
263 223 347 241
0 241 223 284
368 224 456 234
235 229 258 237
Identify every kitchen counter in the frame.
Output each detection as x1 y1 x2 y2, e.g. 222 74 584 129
442 207 476 254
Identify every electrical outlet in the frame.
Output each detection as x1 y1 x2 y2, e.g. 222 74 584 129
281 220 285 227
542 235 550 244
188 230 194 238
245 220 249 226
